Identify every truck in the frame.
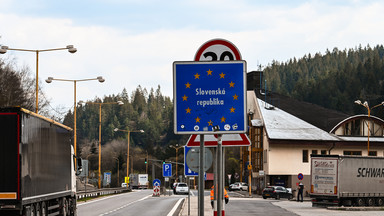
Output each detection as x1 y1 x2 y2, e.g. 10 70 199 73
128 174 149 189
310 155 384 207
0 107 82 216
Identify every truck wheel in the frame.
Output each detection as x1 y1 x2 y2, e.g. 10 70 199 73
356 198 365 206
378 198 384 206
367 198 375 206
35 203 41 216
30 204 36 216
61 198 68 216
41 201 47 216
69 198 77 216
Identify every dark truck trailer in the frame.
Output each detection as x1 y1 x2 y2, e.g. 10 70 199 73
0 107 81 216
310 155 384 207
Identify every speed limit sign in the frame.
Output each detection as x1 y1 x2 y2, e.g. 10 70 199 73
194 38 242 61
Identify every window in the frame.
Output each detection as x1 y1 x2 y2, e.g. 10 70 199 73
369 151 377 156
263 149 267 163
312 150 318 155
302 150 309 163
343 151 362 155
321 150 327 155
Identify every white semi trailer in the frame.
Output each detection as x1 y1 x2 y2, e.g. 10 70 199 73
310 155 384 207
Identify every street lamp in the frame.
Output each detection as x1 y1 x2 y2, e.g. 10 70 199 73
0 45 77 113
79 100 124 189
114 128 144 188
169 144 183 182
354 100 384 154
45 76 105 159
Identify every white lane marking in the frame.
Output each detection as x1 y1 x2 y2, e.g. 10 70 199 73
167 198 184 216
98 195 151 216
78 190 147 206
77 192 129 206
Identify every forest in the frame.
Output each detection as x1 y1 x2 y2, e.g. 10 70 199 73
264 44 384 119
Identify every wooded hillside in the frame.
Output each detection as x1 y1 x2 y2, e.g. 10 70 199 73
264 44 384 119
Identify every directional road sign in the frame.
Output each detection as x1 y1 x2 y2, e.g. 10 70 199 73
163 163 172 177
184 146 209 176
173 61 247 134
184 147 199 176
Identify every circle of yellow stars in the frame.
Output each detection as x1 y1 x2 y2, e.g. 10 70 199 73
182 68 239 127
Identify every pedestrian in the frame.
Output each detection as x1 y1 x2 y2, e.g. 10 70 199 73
210 186 229 208
297 182 304 202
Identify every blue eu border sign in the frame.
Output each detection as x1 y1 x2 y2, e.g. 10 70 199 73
173 61 246 134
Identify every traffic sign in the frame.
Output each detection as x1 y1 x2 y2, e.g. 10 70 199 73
194 38 242 61
163 163 172 177
184 146 213 175
298 173 304 181
186 134 251 147
173 61 246 134
153 179 161 197
184 146 198 176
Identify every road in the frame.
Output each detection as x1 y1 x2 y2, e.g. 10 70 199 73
225 197 297 216
78 189 384 216
77 189 184 216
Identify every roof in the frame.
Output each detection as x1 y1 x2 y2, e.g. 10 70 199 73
256 97 340 141
254 90 350 132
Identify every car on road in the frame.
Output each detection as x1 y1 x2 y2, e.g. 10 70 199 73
175 183 189 195
262 186 293 200
229 182 248 191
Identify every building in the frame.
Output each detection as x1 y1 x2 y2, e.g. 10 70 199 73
244 71 384 195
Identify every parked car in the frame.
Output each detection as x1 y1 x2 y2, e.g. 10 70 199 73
262 186 293 200
175 183 189 195
229 182 248 191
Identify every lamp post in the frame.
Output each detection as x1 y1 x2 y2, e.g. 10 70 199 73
79 101 124 189
0 45 77 113
45 76 105 159
114 128 144 188
169 144 183 182
354 100 384 154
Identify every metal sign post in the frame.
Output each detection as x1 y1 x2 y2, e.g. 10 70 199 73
198 135 204 216
216 134 223 216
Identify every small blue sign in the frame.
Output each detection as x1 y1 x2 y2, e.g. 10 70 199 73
163 163 172 177
173 61 247 134
184 146 198 176
153 179 161 187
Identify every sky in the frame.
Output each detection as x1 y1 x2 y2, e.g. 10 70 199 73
1 0 384 116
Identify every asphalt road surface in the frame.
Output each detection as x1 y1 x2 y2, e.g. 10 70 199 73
225 197 297 216
77 190 184 216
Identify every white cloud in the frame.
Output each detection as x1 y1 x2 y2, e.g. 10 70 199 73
1 1 384 113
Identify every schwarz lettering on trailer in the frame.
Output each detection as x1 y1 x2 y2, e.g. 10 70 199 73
357 167 384 177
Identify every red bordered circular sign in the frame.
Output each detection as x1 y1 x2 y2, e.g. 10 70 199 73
194 38 242 61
